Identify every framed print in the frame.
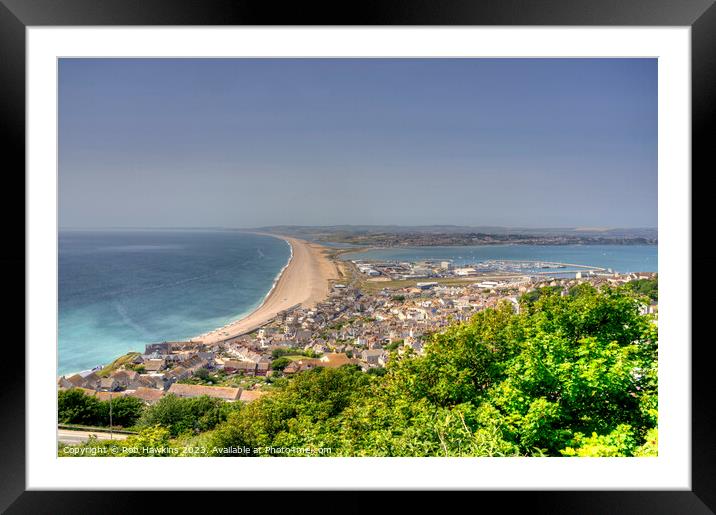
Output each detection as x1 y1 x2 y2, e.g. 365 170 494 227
2 0 714 512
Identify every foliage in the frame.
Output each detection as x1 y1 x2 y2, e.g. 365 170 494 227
137 394 239 436
271 357 292 371
633 427 658 457
96 352 142 377
58 389 106 426
108 396 145 428
200 285 657 457
272 347 320 359
208 366 372 456
59 426 176 457
560 424 638 457
179 368 232 386
623 276 658 302
125 363 146 374
119 426 175 456
59 283 658 457
386 340 402 351
272 347 296 359
194 367 210 380
386 301 523 407
482 286 658 455
519 286 563 307
58 389 144 428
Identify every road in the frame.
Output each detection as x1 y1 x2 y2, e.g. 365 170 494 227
58 429 130 444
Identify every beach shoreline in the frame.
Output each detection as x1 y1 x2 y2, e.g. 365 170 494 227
194 234 339 344
58 233 338 379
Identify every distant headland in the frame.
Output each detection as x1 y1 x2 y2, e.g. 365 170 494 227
247 225 658 247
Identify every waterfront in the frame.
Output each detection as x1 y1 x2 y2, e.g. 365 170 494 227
339 244 657 273
196 235 339 344
59 234 657 375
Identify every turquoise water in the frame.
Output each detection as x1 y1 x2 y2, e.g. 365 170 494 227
340 244 657 273
58 230 290 375
58 235 656 376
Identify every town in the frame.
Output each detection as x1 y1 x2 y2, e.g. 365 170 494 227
57 257 657 411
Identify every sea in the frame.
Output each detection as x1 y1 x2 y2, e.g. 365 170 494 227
59 232 657 376
340 244 657 273
58 230 290 376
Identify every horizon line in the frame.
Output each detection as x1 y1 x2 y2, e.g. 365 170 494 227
58 224 658 231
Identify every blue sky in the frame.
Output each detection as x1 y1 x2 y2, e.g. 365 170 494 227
59 58 657 228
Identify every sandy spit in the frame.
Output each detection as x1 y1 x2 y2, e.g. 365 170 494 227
195 235 338 344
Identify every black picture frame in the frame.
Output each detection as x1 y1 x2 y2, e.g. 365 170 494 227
2 0 713 512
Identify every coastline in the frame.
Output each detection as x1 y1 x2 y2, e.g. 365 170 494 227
338 243 657 273
56 237 654 379
252 236 295 320
58 233 337 379
194 234 338 344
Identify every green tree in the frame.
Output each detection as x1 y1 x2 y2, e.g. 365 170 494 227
58 389 105 426
208 366 371 456
271 357 292 371
386 340 402 351
482 287 657 455
138 394 237 436
560 424 638 457
338 284 657 457
105 395 145 428
633 427 658 457
193 367 210 380
271 348 292 359
120 426 174 456
624 277 658 302
520 285 562 308
385 301 522 406
65 282 657 458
